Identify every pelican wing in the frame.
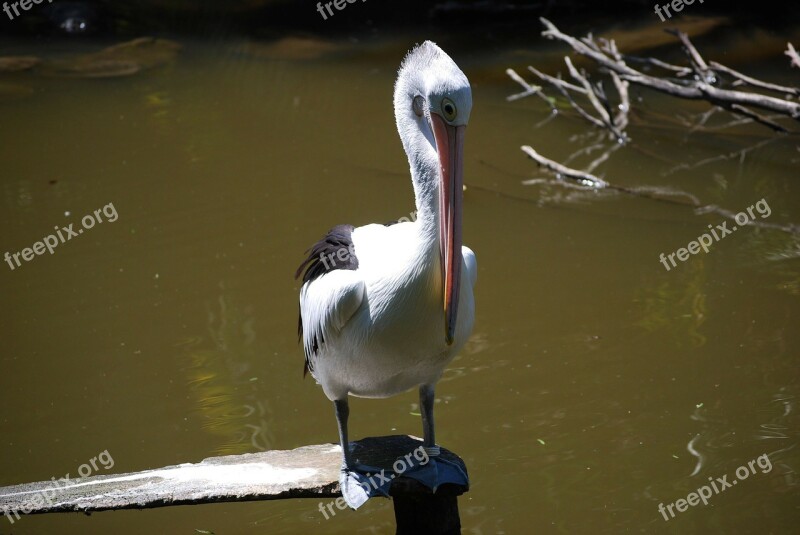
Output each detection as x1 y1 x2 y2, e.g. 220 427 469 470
295 225 365 376
299 271 365 375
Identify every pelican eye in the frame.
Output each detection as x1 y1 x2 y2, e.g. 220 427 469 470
441 98 457 122
412 95 425 117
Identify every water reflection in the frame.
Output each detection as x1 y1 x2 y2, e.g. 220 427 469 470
636 256 708 348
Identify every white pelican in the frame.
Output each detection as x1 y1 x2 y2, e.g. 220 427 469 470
295 41 476 479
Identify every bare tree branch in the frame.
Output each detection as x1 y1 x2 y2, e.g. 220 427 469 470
507 19 799 228
506 68 553 110
521 145 608 188
708 61 800 97
666 28 713 82
530 18 800 130
527 65 585 93
555 79 609 130
610 71 630 131
564 56 626 140
623 55 692 77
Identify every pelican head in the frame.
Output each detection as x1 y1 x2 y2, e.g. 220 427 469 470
393 41 472 345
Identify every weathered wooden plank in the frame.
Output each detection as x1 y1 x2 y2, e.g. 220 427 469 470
0 442 342 519
0 435 467 524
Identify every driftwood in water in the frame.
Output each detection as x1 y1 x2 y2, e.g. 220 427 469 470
0 435 468 535
505 18 800 228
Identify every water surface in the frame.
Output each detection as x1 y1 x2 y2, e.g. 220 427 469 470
1 21 798 534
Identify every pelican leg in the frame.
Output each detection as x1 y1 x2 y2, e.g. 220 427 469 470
419 384 440 456
334 399 354 468
334 398 372 509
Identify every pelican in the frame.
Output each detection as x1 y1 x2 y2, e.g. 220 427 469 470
295 41 476 483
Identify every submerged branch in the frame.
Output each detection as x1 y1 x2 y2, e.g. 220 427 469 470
521 145 608 187
508 20 798 235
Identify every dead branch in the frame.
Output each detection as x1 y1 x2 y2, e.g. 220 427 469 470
527 65 585 93
564 56 626 140
558 82 609 130
521 145 608 187
519 145 799 234
522 145 701 207
505 68 553 110
666 28 714 82
708 61 800 97
508 19 799 234
523 61 628 142
610 71 630 131
624 55 692 77
518 18 800 137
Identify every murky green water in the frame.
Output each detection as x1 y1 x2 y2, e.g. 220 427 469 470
1 19 798 534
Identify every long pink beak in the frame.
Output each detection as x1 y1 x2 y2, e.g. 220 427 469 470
431 115 466 345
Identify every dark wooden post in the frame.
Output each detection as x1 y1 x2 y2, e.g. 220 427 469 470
391 479 467 535
349 435 469 535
